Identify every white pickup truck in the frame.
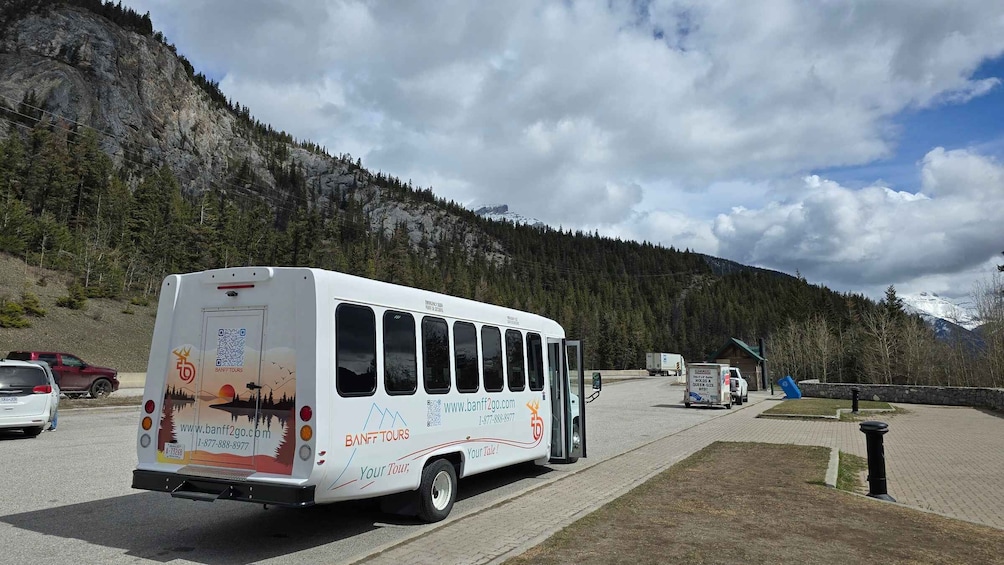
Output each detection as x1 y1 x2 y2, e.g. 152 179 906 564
728 367 749 405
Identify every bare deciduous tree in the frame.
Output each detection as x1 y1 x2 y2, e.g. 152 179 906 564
861 310 896 384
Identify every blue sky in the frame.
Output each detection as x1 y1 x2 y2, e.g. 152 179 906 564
124 0 1004 306
819 55 1004 191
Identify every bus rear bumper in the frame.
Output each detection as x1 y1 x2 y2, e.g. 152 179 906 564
132 469 316 507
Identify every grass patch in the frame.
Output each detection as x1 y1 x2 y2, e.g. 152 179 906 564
60 396 142 409
504 442 1004 565
762 398 892 416
837 451 868 493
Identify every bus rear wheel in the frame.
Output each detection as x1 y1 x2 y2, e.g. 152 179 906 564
418 459 457 523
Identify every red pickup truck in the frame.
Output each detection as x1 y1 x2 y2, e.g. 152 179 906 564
5 351 119 398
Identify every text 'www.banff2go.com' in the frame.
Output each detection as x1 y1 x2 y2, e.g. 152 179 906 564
443 397 516 413
178 423 272 439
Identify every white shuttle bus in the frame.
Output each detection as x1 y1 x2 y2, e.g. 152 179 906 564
133 266 588 521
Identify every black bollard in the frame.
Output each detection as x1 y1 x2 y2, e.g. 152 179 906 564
851 387 860 413
859 421 895 501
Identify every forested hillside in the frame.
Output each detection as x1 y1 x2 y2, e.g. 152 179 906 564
4 0 1000 387
0 116 882 370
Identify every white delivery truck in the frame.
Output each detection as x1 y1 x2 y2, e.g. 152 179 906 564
684 363 732 409
646 352 685 376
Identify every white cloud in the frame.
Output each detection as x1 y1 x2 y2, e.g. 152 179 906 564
711 148 1004 298
122 0 1004 300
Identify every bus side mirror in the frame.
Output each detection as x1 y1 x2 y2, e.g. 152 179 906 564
592 372 602 391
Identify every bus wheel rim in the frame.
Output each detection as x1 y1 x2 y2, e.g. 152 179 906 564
431 470 452 510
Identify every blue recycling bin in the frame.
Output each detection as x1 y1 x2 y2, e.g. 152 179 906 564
778 375 802 399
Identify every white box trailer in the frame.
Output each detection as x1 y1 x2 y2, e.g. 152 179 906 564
684 363 732 409
646 352 685 376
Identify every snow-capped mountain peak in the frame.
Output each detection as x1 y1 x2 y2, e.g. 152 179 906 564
900 292 978 330
473 204 545 227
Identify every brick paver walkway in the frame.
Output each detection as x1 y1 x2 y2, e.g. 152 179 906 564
351 396 1004 565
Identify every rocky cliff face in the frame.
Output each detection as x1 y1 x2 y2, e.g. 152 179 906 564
0 3 501 258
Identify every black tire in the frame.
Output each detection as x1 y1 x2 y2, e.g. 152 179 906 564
23 426 43 438
90 378 113 399
684 402 691 408
418 459 457 522
565 422 581 464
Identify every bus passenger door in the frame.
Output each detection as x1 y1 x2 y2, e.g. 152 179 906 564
547 338 584 462
565 340 585 460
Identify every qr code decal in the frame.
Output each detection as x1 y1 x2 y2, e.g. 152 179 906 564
427 399 442 427
216 328 247 367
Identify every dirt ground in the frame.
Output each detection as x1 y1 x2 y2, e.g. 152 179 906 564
0 253 156 371
505 442 1004 565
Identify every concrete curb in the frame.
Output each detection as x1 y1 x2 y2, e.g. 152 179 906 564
759 408 896 420
117 373 146 388
825 448 839 488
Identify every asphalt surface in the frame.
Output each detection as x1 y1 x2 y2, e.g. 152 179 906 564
0 377 739 565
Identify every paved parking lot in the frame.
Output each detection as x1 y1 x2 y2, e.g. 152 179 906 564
4 379 1001 565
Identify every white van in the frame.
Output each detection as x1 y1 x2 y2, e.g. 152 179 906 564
133 267 589 521
0 358 59 436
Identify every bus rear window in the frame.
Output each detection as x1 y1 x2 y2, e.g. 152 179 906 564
527 333 544 391
336 303 377 396
384 311 417 395
423 317 450 394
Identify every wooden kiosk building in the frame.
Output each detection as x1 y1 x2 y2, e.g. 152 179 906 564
708 338 766 391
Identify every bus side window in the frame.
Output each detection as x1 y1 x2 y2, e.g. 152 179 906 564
454 321 479 393
384 310 417 395
336 303 377 397
482 326 503 393
526 333 544 391
506 329 525 392
422 317 451 394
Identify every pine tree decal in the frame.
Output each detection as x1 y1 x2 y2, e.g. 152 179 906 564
273 406 296 466
158 394 177 450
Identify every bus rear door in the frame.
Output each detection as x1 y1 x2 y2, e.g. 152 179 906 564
190 309 267 470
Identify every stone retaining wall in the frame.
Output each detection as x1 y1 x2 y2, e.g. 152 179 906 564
797 380 1004 411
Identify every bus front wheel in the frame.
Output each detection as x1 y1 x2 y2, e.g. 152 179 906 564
418 459 457 523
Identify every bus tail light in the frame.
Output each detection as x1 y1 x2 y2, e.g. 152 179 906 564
299 405 312 421
144 400 155 414
141 416 153 430
299 425 313 441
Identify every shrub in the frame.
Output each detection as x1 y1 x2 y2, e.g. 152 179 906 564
130 296 151 307
0 300 31 328
56 283 88 310
20 291 46 317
